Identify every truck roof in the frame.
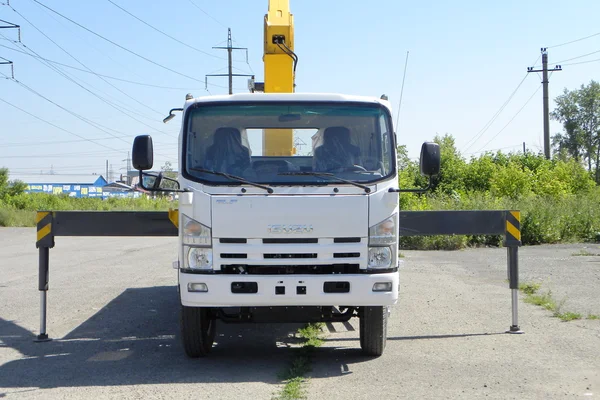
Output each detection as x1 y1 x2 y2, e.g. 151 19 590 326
186 93 392 112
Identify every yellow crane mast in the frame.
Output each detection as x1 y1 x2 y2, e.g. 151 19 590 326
262 0 296 156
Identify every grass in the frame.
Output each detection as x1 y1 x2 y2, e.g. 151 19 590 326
400 188 600 248
556 312 583 322
519 282 592 322
274 323 324 400
0 208 35 227
519 282 542 295
572 249 600 257
523 291 557 312
0 194 174 227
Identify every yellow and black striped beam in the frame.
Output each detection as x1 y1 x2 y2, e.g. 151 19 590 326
505 210 521 245
35 211 178 243
168 209 179 229
36 211 55 249
398 210 522 247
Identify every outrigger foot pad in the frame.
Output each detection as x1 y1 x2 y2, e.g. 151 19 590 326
506 325 524 334
34 334 52 342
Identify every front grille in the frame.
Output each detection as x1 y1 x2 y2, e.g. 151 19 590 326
221 253 248 259
220 238 247 244
264 253 317 259
221 264 361 275
334 237 361 243
333 252 360 258
263 238 319 244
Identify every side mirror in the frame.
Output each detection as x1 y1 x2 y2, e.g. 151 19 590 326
419 142 440 177
132 135 154 171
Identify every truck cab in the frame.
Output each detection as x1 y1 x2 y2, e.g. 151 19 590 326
132 92 438 357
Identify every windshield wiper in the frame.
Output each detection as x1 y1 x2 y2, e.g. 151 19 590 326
190 168 273 194
278 172 371 193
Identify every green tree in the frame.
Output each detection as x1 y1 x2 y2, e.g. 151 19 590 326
551 81 600 182
431 134 466 195
464 153 497 192
0 168 27 200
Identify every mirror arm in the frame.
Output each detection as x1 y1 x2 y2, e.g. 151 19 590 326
138 170 151 191
163 108 184 124
388 176 433 193
136 170 188 193
152 172 164 190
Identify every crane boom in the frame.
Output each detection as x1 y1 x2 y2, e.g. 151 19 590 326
262 0 295 156
264 0 295 93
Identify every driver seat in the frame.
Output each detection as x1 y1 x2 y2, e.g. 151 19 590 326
204 127 251 174
314 126 361 172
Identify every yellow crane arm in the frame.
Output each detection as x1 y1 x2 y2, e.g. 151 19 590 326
263 0 295 156
264 0 295 93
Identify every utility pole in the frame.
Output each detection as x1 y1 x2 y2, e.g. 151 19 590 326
122 152 131 185
206 28 253 94
106 160 109 181
527 48 562 159
0 57 14 79
0 18 21 79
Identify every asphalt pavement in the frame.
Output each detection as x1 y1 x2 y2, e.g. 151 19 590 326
0 228 598 399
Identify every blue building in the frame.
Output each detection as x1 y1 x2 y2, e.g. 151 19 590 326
21 174 109 198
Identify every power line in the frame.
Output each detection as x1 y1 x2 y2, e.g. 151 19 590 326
5 74 133 141
184 0 257 75
561 57 600 66
106 0 224 60
0 43 219 90
9 164 112 170
1 32 173 133
33 1 150 83
0 94 122 152
462 74 529 152
1 150 127 159
0 135 131 148
551 48 600 65
5 6 160 117
465 144 523 156
31 0 209 85
186 0 228 29
395 51 409 131
548 31 600 48
2 73 176 159
475 85 542 153
4 7 175 128
2 38 163 125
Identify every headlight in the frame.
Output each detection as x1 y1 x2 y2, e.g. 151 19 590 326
186 247 213 270
183 215 211 246
369 214 397 246
368 247 392 269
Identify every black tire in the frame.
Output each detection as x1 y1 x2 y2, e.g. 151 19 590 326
181 306 216 358
359 306 388 357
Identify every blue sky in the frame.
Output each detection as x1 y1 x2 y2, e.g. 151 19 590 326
1 0 599 180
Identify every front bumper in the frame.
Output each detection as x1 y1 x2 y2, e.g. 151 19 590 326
179 271 399 307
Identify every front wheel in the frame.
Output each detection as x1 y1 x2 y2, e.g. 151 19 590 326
181 306 216 358
359 306 388 357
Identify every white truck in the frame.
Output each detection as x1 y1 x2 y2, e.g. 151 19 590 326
132 92 439 357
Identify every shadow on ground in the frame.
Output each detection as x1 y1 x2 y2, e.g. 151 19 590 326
0 286 504 390
0 286 303 389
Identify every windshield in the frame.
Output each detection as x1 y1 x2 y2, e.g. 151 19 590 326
183 102 395 185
